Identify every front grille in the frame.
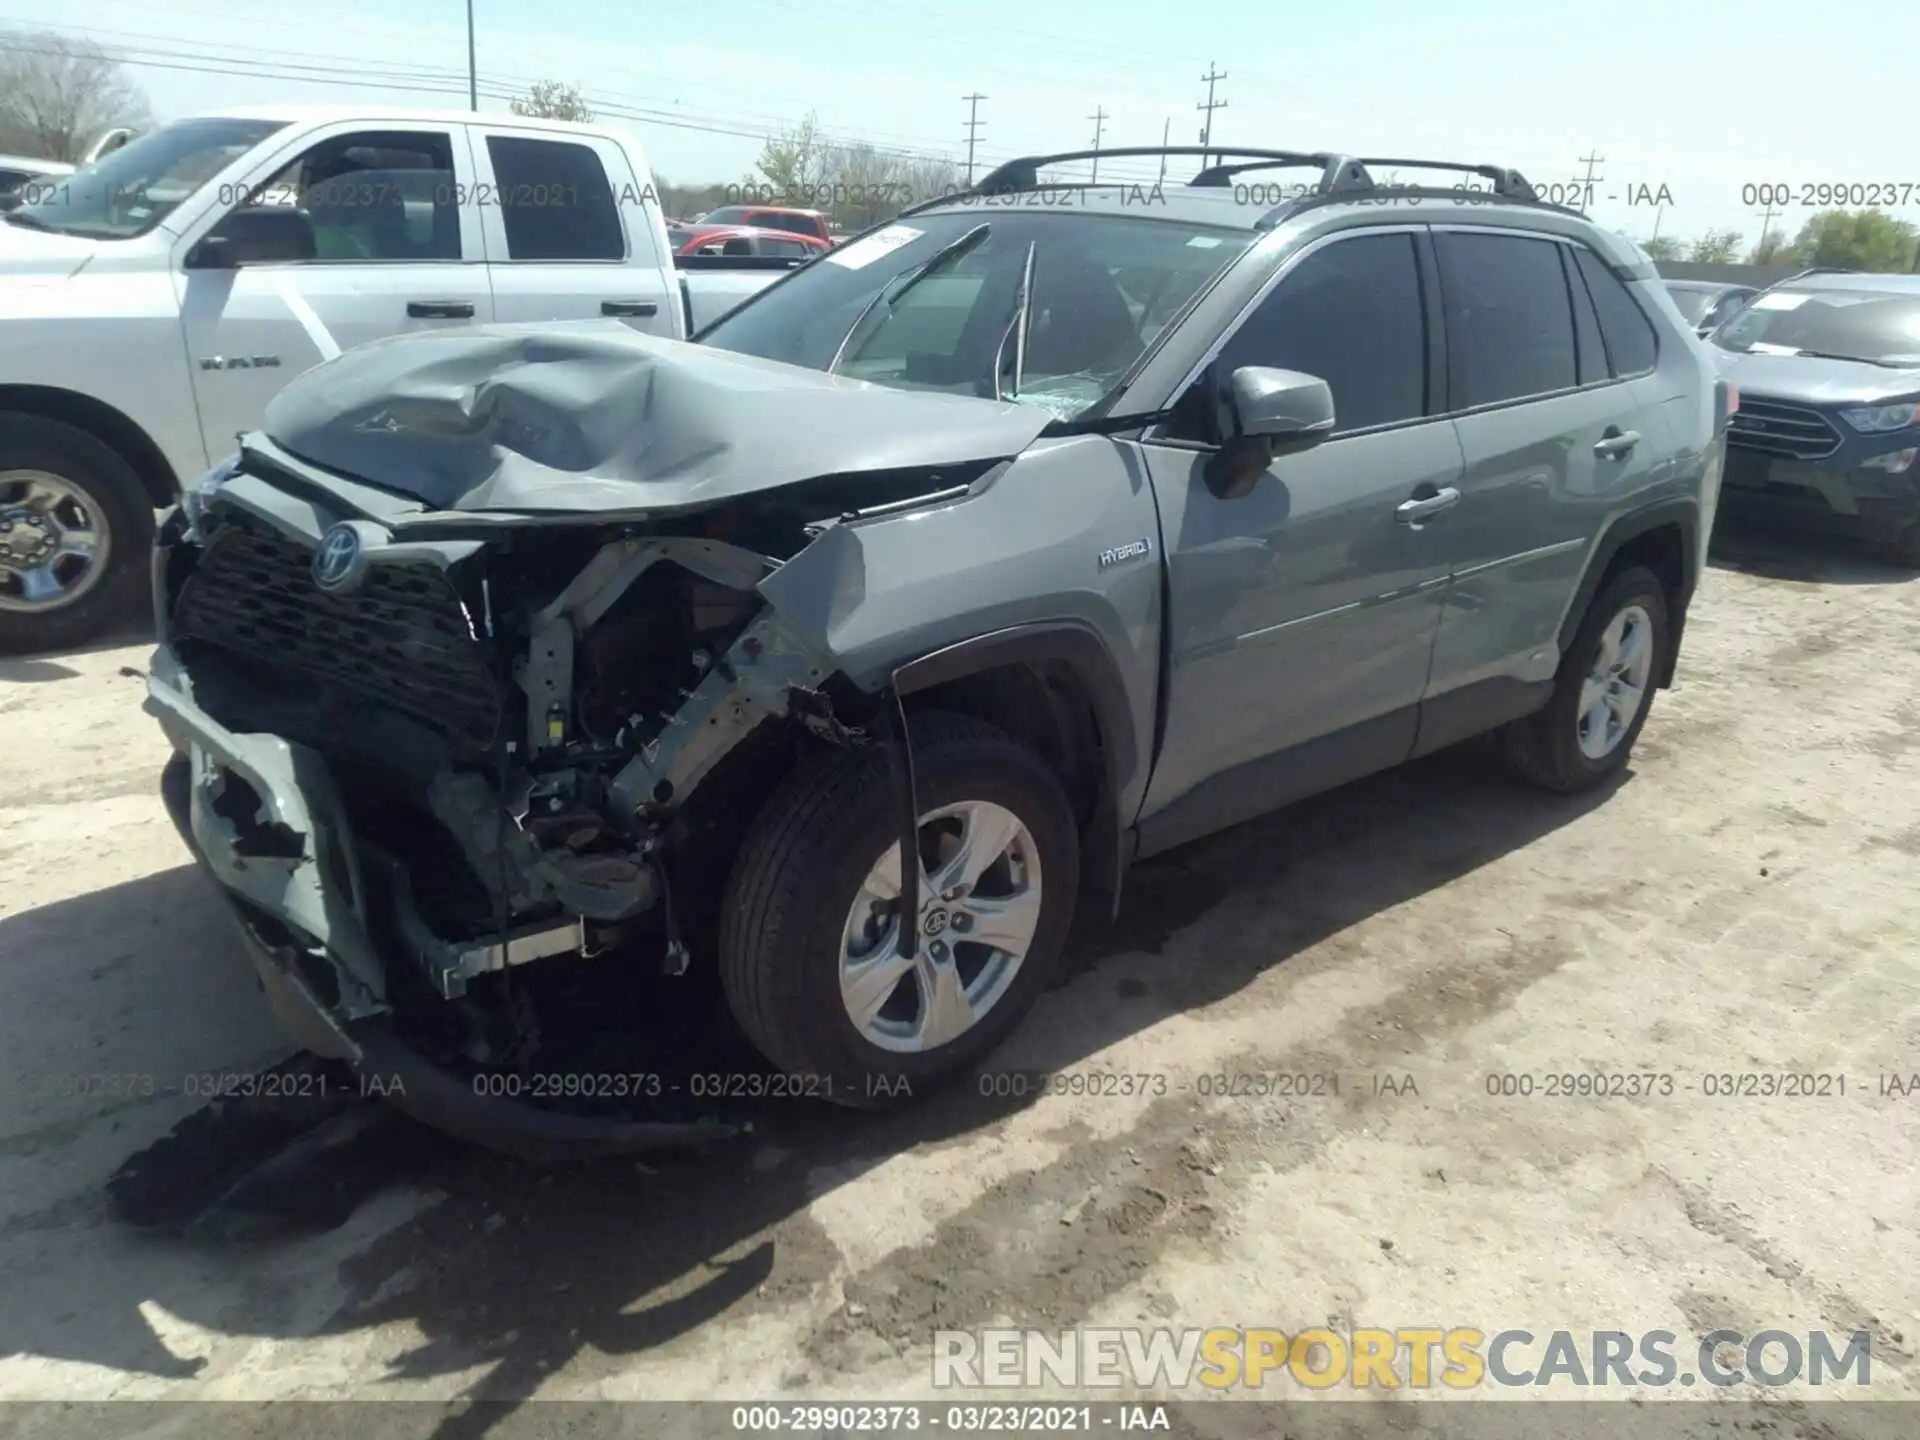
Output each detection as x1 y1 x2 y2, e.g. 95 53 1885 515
1728 395 1842 461
173 508 502 751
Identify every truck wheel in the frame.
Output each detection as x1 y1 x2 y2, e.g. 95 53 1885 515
0 415 154 655
719 711 1080 1108
1500 565 1670 793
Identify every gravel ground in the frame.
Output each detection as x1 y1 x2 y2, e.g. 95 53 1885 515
0 521 1915 1438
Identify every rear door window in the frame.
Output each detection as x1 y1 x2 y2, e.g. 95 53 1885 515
485 135 624 261
1435 231 1579 407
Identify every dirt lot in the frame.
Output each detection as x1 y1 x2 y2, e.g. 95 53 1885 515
1 522 1917 1435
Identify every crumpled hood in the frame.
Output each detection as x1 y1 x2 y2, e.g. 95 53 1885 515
261 321 1056 514
1710 346 1920 404
0 220 97 278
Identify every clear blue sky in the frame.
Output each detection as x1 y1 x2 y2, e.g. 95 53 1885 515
3 0 1914 249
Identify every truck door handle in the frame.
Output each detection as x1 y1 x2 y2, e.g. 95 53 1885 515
1594 428 1641 457
601 300 659 317
407 300 475 319
1395 485 1461 525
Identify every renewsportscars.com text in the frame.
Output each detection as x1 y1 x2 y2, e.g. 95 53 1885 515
933 1327 1873 1390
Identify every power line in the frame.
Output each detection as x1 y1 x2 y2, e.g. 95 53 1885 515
1196 64 1227 167
962 92 986 185
0 20 1185 188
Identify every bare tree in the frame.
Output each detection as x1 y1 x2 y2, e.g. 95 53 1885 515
509 80 595 123
0 30 153 162
753 112 832 206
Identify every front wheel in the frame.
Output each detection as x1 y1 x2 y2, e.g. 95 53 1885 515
0 414 155 655
1500 565 1670 792
718 712 1081 1107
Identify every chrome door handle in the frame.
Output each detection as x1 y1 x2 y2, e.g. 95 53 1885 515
1594 429 1641 457
1396 486 1461 525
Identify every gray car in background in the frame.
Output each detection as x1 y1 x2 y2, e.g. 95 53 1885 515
1664 279 1759 338
144 145 1728 1153
1709 270 1920 562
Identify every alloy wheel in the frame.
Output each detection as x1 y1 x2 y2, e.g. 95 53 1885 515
838 799 1044 1054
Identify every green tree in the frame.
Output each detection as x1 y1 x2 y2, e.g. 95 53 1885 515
510 81 594 123
1639 234 1683 261
1748 230 1797 266
1787 209 1917 272
1688 228 1743 264
754 112 830 206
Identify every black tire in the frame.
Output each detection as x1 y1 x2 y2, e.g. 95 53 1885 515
1886 519 1920 569
719 711 1080 1109
0 413 156 656
1500 565 1670 793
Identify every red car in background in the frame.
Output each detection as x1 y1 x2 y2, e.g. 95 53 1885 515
693 204 833 244
666 222 829 259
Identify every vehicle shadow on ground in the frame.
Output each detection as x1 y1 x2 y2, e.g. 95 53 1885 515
1708 515 1914 586
0 740 1626 1433
0 615 154 676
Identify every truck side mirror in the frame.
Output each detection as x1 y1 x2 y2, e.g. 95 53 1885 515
187 205 318 268
1205 365 1336 499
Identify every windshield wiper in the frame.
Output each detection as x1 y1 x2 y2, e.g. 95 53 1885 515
827 223 991 375
991 241 1038 402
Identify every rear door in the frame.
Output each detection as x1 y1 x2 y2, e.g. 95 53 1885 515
1135 227 1461 847
471 127 675 335
177 122 492 459
1418 227 1672 749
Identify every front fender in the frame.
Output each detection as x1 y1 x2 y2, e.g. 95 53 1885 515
0 272 205 483
756 434 1164 831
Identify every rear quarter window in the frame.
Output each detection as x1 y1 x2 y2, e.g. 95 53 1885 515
1573 247 1659 376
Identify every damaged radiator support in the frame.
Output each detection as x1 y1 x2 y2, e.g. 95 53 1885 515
608 607 837 817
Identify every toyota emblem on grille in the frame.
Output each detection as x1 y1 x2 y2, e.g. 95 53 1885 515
312 523 362 591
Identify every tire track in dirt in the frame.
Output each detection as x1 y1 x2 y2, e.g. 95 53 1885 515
802 929 1578 1376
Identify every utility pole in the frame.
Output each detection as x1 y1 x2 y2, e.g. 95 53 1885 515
1197 64 1227 168
962 93 987 185
466 0 478 110
1755 197 1780 258
1157 117 1170 184
1088 105 1107 183
1576 150 1604 212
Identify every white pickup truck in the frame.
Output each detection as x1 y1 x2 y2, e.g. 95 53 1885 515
0 104 791 653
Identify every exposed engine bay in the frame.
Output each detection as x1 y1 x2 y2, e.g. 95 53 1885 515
152 464 956 1116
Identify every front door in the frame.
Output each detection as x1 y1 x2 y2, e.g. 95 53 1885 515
177 123 492 458
1134 227 1462 854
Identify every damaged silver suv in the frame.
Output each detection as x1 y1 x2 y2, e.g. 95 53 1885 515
146 147 1730 1155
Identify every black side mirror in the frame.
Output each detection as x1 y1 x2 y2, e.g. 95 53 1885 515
1205 365 1336 498
187 205 318 268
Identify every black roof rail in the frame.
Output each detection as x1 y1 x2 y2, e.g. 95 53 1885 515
975 145 1542 203
1190 154 1374 193
974 146 1335 194
1347 158 1538 200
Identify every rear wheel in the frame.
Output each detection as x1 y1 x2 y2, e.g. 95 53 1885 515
719 712 1080 1107
1500 566 1669 792
1887 518 1920 569
0 415 154 655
